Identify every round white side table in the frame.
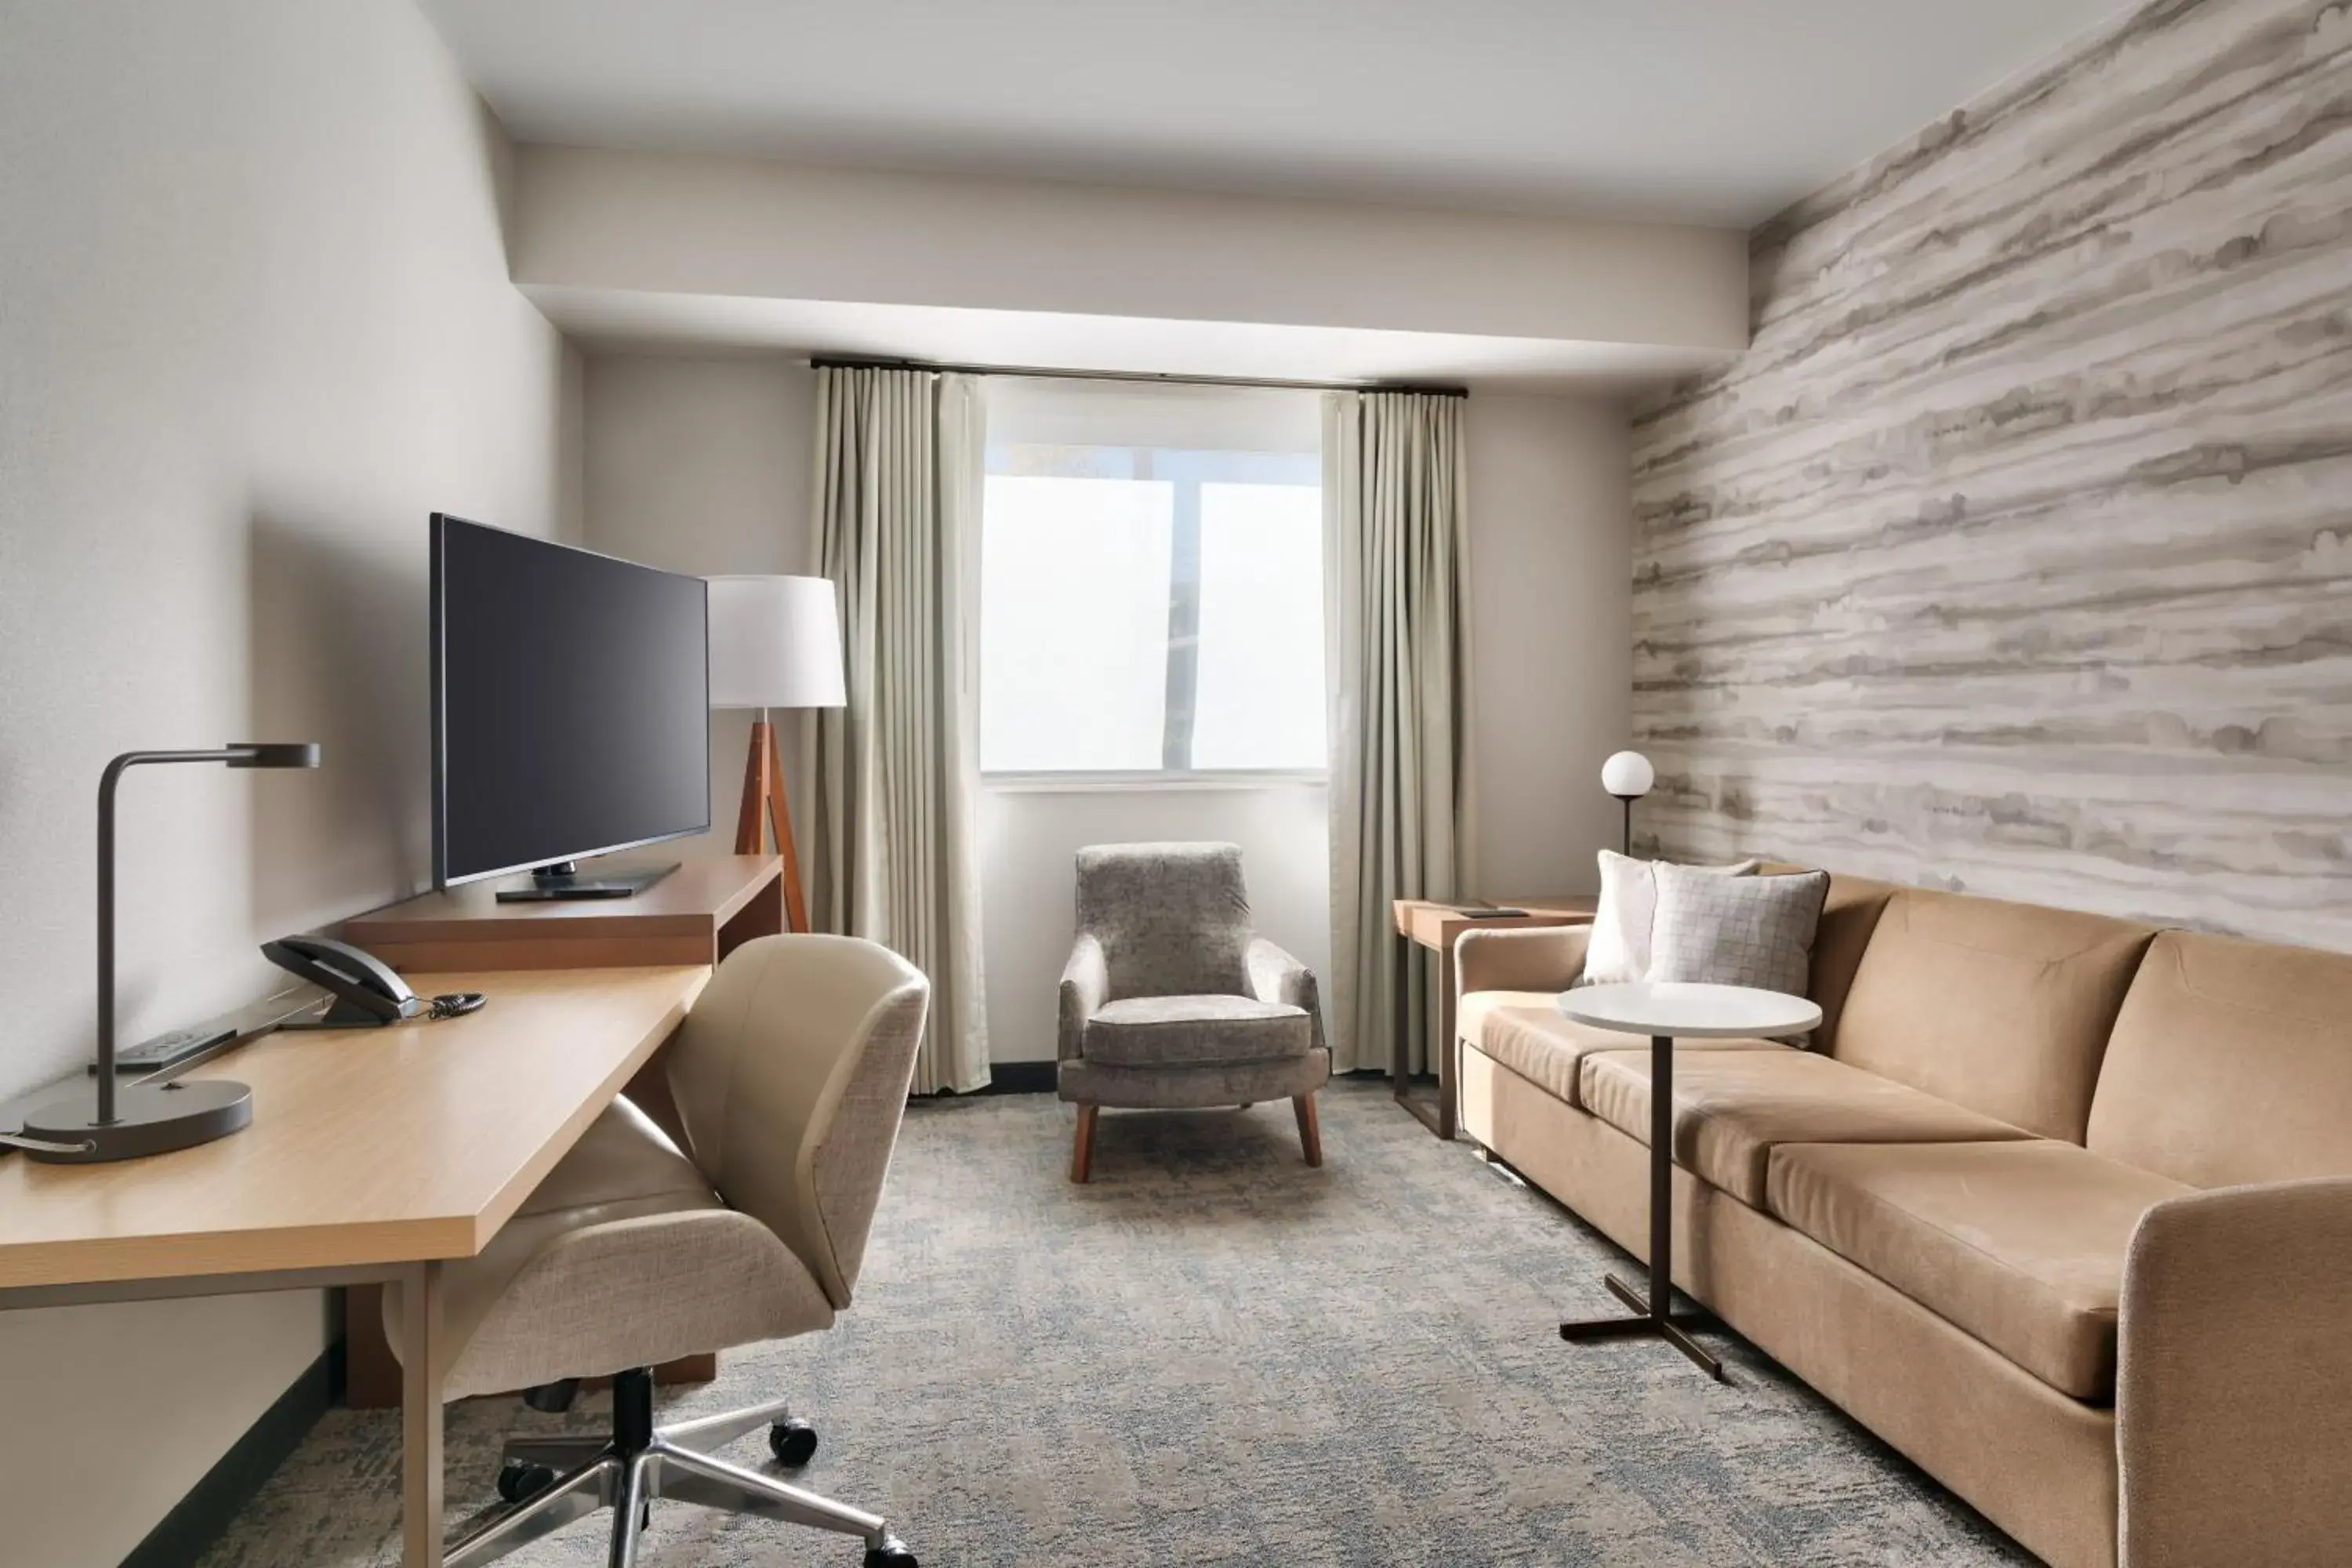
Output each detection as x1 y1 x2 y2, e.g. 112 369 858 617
1554 981 1823 1381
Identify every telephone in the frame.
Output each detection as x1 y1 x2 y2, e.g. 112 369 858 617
262 935 485 1027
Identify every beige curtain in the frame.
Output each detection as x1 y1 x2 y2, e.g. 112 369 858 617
808 366 991 1094
1323 390 1473 1076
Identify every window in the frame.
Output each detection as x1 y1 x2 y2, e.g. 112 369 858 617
978 383 1324 775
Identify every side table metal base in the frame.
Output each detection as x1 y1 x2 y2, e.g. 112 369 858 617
1393 1078 1450 1139
1560 1272 1724 1380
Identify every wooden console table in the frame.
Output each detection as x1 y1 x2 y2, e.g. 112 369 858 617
1390 896 1597 1138
335 854 785 1406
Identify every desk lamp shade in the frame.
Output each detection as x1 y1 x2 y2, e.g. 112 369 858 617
1601 749 1654 858
706 576 844 934
12 743 321 1163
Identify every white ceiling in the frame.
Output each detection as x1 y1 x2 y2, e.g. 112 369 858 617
422 0 2127 227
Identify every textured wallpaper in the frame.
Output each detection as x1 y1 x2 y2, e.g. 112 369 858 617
1628 0 2352 946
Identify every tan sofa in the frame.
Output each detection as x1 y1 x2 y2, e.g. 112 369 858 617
1454 873 2352 1568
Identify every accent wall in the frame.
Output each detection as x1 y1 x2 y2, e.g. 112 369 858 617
1628 0 2352 946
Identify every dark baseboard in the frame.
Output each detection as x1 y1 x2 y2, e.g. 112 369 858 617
937 1059 1056 1096
123 1338 343 1568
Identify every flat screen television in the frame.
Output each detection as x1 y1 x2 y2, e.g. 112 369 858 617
430 514 710 899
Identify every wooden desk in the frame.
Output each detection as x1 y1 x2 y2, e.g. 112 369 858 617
0 964 710 1568
336 854 783 1405
341 855 785 972
1389 897 1598 1138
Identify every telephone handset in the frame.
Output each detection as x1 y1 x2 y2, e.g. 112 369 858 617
263 935 426 1026
263 935 488 1026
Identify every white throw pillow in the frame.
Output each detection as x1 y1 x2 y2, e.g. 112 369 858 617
1578 850 1760 986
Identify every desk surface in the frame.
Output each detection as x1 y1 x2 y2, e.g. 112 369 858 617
0 964 708 1290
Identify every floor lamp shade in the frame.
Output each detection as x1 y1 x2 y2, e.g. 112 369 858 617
706 576 844 935
707 575 846 711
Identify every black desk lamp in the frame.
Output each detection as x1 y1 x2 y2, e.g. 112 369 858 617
17 743 321 1163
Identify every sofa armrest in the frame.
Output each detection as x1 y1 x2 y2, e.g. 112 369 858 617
1454 924 1592 999
2116 1176 2352 1568
1246 936 1325 1054
1058 935 1108 1062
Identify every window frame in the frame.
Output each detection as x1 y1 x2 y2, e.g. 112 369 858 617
977 438 1327 782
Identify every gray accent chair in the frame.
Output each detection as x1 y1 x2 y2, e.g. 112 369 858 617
1058 841 1330 1181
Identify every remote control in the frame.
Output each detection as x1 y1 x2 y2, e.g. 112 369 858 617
92 1023 238 1076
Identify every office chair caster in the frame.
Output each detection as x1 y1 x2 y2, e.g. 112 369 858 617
864 1539 918 1568
521 1377 579 1414
495 1458 557 1504
770 1417 819 1467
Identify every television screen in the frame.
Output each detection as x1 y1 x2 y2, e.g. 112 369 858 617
431 514 709 888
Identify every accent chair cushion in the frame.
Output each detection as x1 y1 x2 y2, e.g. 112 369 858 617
1767 1139 2194 1399
1082 994 1311 1069
1830 888 2157 1143
1577 1045 2032 1206
1646 864 1831 1001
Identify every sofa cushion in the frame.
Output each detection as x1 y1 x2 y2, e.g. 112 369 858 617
2086 930 2352 1189
1830 888 2156 1142
1767 1140 2193 1399
1579 1046 2032 1205
1465 996 1782 1108
1082 994 1309 1069
1808 873 1900 1055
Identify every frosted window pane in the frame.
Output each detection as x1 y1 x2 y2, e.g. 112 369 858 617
979 476 1171 771
1190 483 1326 770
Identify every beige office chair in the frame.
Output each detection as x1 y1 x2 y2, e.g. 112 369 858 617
385 934 931 1567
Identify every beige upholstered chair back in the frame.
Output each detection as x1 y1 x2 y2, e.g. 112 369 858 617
665 935 931 1309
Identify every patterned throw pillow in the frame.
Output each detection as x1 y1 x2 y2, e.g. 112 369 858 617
1578 850 1759 986
1647 864 1831 1001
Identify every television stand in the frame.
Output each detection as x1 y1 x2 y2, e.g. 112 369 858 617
495 859 680 903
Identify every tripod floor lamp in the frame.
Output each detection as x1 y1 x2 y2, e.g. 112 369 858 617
707 575 845 935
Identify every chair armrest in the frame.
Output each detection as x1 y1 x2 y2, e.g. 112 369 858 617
1058 935 1108 1062
1454 924 1592 998
2116 1176 2352 1568
1246 936 1324 1054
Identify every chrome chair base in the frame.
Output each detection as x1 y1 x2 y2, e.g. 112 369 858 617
448 1370 916 1568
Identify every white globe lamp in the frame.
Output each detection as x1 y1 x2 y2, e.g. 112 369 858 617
1601 750 1655 856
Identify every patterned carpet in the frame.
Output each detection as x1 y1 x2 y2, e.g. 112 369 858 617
204 1080 2031 1566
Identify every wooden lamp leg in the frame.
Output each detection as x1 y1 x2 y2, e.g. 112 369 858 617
735 715 811 934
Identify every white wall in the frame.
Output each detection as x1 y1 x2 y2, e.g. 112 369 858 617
579 361 1634 1065
0 2 573 1560
580 354 817 847
1465 395 1635 897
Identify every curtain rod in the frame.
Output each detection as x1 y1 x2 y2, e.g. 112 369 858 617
806 355 1468 399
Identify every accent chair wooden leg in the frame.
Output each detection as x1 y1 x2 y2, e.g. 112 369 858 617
1071 1103 1098 1184
1293 1092 1323 1167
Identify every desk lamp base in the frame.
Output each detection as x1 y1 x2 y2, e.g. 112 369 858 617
19 1079 252 1163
